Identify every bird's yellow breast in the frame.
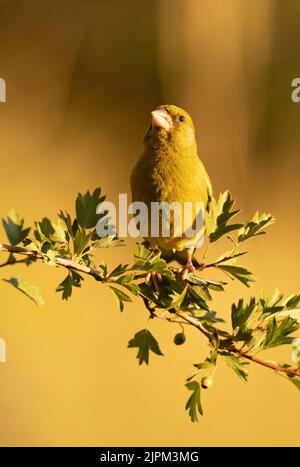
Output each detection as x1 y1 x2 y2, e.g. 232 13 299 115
131 142 212 251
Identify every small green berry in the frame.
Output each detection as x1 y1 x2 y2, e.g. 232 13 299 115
174 332 186 345
201 376 213 389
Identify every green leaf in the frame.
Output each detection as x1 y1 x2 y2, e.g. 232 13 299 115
185 381 203 422
208 192 243 242
56 274 72 300
221 352 249 381
56 270 83 300
133 243 173 279
263 317 299 349
44 248 56 265
189 309 225 323
264 307 300 327
246 329 268 351
50 219 67 243
263 288 284 307
188 276 226 292
284 294 300 310
238 212 275 243
218 264 255 287
187 285 210 310
259 288 284 315
292 338 300 367
98 262 108 279
108 264 129 278
92 236 124 248
58 210 73 240
4 275 44 305
231 297 256 331
2 210 30 245
288 376 300 391
109 286 132 312
167 285 188 311
192 283 212 302
134 243 153 262
193 350 218 370
73 228 90 256
128 329 163 365
138 283 173 309
37 217 55 240
114 274 139 295
76 188 104 229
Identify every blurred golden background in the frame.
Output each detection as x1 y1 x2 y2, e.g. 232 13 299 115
0 0 299 446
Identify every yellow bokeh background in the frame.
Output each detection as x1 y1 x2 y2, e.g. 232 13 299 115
0 0 299 446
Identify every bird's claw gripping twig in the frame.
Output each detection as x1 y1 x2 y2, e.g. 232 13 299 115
145 271 162 292
178 248 196 280
178 262 196 280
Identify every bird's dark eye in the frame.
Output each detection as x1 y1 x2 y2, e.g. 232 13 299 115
178 115 185 122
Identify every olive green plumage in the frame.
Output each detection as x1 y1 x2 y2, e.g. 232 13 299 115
130 104 212 251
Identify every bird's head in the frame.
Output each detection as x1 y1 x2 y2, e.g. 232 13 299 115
143 104 196 151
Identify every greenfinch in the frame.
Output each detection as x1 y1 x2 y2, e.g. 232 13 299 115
130 104 212 279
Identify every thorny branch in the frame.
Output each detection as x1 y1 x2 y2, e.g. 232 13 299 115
1 242 298 378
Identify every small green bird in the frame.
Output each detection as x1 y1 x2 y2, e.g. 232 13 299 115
130 104 212 281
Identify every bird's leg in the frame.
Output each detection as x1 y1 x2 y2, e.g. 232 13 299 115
145 271 162 292
145 247 162 292
179 248 196 280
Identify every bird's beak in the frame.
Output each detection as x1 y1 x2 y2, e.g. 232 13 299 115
151 109 172 132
